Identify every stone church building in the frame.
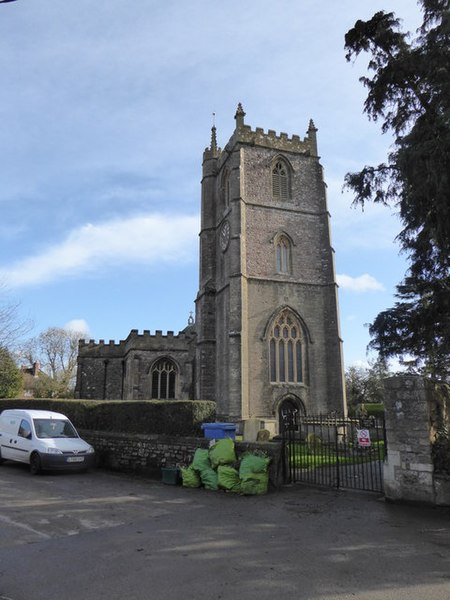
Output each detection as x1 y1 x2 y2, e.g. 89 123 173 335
75 104 346 431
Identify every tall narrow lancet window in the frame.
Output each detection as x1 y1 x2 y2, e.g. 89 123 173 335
276 235 291 274
269 310 303 383
224 174 231 208
272 160 289 201
151 359 177 399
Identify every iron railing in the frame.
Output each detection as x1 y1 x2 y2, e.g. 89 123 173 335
282 413 386 493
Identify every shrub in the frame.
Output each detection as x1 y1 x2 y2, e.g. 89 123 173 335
0 398 216 436
0 348 22 398
353 403 385 418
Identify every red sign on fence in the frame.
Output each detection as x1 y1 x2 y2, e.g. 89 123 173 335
357 428 371 448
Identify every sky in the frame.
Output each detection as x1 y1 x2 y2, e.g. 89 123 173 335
0 0 423 368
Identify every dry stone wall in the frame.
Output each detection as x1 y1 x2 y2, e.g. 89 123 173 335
81 430 284 490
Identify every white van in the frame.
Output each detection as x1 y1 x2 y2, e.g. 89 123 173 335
0 409 95 474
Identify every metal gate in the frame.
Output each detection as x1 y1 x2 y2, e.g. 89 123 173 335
282 413 386 493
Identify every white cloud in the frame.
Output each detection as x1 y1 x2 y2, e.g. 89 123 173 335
0 213 199 289
64 319 90 336
337 273 385 293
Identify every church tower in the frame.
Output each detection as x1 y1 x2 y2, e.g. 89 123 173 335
196 105 346 428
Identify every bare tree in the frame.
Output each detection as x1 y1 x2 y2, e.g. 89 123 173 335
23 327 83 398
0 282 32 350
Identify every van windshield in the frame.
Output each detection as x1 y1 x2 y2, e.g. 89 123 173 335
33 419 79 439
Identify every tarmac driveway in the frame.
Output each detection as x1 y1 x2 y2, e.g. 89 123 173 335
0 462 449 600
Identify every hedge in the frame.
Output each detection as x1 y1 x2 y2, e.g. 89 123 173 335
0 398 216 437
348 403 385 418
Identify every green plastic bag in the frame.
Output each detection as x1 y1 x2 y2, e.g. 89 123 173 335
200 467 219 490
192 448 211 472
181 466 201 488
239 452 271 478
209 438 237 470
217 465 241 493
240 472 269 495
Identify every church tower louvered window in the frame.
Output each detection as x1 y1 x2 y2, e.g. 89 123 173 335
272 160 289 201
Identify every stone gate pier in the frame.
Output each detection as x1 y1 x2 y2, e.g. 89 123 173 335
383 375 450 505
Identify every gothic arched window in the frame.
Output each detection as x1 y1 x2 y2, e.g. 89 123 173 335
275 235 291 274
222 170 231 209
269 310 303 383
272 160 289 201
151 359 177 399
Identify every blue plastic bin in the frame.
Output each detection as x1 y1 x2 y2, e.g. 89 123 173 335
201 422 236 440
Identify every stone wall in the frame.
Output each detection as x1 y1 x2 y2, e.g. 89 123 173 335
383 375 450 505
80 430 285 490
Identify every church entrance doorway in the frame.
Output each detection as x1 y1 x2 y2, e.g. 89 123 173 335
278 397 305 432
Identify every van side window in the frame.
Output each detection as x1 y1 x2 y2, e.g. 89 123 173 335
18 419 32 440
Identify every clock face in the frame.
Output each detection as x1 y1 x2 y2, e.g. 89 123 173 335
220 221 230 251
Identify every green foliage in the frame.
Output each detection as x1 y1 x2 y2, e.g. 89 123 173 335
0 398 216 436
432 434 450 475
306 433 322 448
431 383 450 474
354 403 385 418
0 347 22 398
288 440 386 468
23 373 64 399
345 358 390 411
344 2 450 379
345 366 366 407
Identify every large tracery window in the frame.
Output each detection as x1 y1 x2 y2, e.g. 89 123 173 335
269 310 303 383
272 160 289 201
151 359 176 399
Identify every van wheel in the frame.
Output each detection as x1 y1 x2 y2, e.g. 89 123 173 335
30 453 42 475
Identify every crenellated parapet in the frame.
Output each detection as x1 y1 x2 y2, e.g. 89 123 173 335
78 326 197 358
76 324 197 401
225 103 318 158
228 123 316 157
125 327 196 351
203 104 318 170
78 338 127 358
